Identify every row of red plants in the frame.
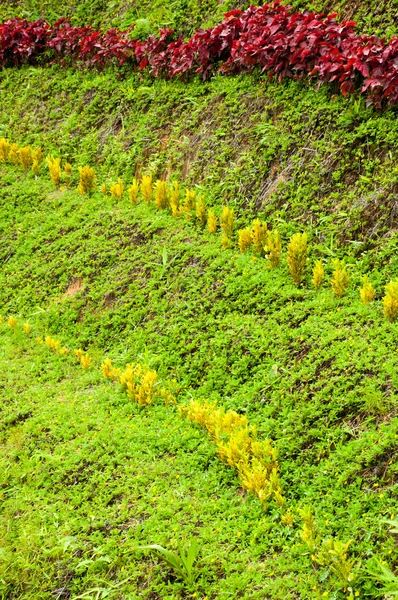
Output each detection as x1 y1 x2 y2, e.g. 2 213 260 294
1 1 398 105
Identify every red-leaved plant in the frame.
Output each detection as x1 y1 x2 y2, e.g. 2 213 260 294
1 2 398 105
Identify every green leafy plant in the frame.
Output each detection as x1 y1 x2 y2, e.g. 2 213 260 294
364 520 398 596
365 558 398 597
136 539 199 585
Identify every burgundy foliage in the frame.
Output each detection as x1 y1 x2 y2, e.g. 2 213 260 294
0 17 50 66
1 2 398 105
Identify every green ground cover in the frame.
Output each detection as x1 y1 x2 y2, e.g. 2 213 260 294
1 66 398 248
2 325 299 599
0 160 397 598
1 0 398 597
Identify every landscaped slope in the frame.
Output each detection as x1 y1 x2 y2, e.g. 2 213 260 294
1 158 397 598
3 325 290 599
1 0 398 597
1 66 398 248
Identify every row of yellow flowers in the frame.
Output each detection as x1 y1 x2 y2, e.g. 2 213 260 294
1 136 397 323
3 315 282 509
2 314 360 595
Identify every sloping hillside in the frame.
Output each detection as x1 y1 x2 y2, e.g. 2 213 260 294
1 0 398 598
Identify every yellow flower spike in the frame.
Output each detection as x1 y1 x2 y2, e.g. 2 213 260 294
36 336 43 344
169 181 180 216
58 348 70 355
31 148 43 175
274 489 285 507
184 399 280 507
182 189 196 217
18 146 33 171
221 233 233 249
383 281 398 321
312 260 324 289
110 177 124 201
265 230 282 268
23 322 31 336
7 317 17 329
9 143 20 165
80 354 92 370
74 349 84 360
195 195 207 226
119 362 158 405
46 156 62 187
0 138 11 162
101 358 120 381
360 275 375 304
287 232 308 286
78 165 96 195
140 174 153 204
154 179 168 210
238 227 252 253
45 336 61 351
64 162 72 186
128 178 139 204
220 206 235 239
207 209 217 233
331 259 349 298
251 219 267 254
281 511 294 527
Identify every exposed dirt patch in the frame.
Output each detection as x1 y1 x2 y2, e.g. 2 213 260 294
103 291 116 308
64 277 83 298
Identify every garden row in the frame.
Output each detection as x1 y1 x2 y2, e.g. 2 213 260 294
2 314 365 597
1 2 398 104
4 315 285 513
2 136 398 322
